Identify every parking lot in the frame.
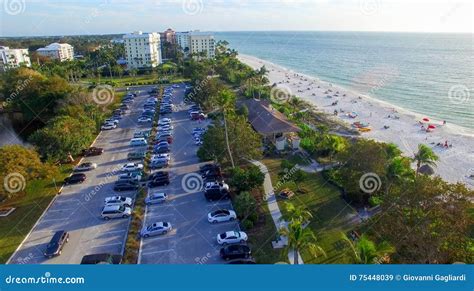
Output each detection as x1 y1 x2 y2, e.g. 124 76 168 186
138 86 239 264
8 86 154 264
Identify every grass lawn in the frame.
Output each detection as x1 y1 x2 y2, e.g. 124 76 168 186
246 197 287 264
262 158 357 264
0 165 73 263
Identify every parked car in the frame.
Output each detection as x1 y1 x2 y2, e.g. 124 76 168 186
130 138 148 147
148 177 170 188
204 188 230 201
138 117 152 123
140 222 172 238
80 253 122 264
105 118 119 125
158 118 171 125
220 244 251 261
149 158 169 169
199 164 220 174
217 231 248 245
148 171 169 181
101 205 132 220
205 182 229 192
127 152 146 161
145 192 168 205
104 196 133 207
113 182 140 192
74 162 97 172
119 172 142 181
208 209 237 224
81 147 104 157
44 231 69 258
120 163 144 173
150 153 170 162
101 123 117 130
153 146 170 154
64 173 86 185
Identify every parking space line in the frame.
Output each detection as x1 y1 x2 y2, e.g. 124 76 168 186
90 242 123 249
141 249 174 256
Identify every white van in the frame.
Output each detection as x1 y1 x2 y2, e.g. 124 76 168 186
130 138 147 147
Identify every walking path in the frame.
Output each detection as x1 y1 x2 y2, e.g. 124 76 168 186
250 160 304 264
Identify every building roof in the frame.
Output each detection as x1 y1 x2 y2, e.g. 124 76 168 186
239 99 301 135
37 42 72 51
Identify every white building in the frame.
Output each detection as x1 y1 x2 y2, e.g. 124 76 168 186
36 43 74 62
189 32 216 59
175 31 215 59
123 31 162 69
0 46 31 72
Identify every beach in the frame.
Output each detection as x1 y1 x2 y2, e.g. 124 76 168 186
239 54 474 187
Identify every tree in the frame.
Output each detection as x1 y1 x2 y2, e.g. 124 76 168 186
215 89 236 168
229 166 265 193
280 220 325 264
233 191 257 221
0 145 58 200
370 175 473 263
281 202 313 224
413 144 439 177
343 234 395 264
29 115 96 161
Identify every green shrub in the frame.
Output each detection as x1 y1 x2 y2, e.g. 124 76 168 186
241 219 254 230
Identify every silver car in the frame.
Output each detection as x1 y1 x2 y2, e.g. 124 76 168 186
145 192 168 205
101 205 132 220
140 222 172 238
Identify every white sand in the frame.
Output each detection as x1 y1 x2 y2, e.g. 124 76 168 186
239 54 474 187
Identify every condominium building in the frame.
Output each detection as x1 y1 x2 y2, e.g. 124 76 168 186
160 28 176 44
189 32 216 59
0 46 31 72
123 31 162 69
175 31 191 53
36 43 74 62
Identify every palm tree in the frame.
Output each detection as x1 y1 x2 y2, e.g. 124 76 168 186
385 156 412 195
289 97 303 111
412 144 439 176
280 220 325 264
216 89 236 168
281 202 313 224
343 234 395 264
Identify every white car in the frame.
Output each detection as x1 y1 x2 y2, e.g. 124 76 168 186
138 117 152 123
105 118 119 125
217 231 248 245
118 172 142 181
74 162 97 172
101 205 132 220
151 153 170 162
104 196 133 207
205 182 229 191
120 163 144 172
145 192 168 205
158 125 173 131
158 118 171 125
140 222 172 238
101 123 117 130
208 209 237 224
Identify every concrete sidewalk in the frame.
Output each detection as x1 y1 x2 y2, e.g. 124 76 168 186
250 160 304 264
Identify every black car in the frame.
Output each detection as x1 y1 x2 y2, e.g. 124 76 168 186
81 147 104 157
202 169 222 178
80 253 122 264
154 146 170 154
114 182 140 192
220 244 251 261
64 173 86 185
148 177 170 188
204 188 230 201
148 171 169 181
199 164 220 174
44 231 69 258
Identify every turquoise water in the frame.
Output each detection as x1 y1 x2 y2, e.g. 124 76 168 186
216 32 474 130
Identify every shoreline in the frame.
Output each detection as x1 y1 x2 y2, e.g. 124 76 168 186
238 54 474 187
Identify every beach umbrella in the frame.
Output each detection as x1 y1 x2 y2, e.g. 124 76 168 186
428 125 436 129
422 118 430 122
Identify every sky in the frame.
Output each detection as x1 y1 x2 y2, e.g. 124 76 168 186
0 0 473 37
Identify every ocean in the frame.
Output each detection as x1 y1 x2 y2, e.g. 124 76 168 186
216 32 474 130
